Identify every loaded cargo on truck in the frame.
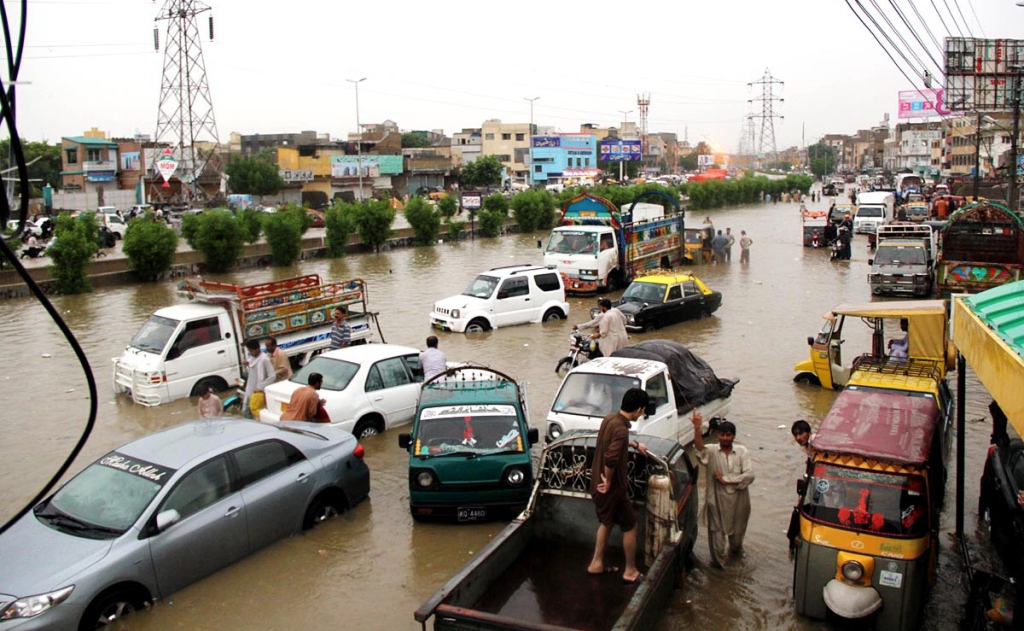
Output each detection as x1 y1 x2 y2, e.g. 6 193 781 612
542 192 685 294
112 274 379 406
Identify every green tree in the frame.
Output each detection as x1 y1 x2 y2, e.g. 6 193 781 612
477 209 505 238
510 188 556 232
354 199 395 253
224 155 285 198
122 215 179 281
237 208 263 244
181 212 200 248
325 201 357 257
483 193 509 216
446 217 465 241
436 194 458 219
47 212 98 294
807 142 835 178
262 207 306 266
191 209 245 272
677 152 698 171
403 196 441 246
401 132 434 148
0 139 63 197
459 155 504 189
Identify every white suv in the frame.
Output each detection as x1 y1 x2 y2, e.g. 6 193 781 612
430 264 569 333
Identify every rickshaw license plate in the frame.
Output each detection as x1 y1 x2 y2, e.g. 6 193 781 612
879 570 903 588
458 507 486 522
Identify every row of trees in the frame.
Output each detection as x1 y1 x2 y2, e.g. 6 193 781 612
681 173 814 210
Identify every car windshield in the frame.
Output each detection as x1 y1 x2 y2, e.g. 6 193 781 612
41 453 174 536
462 275 500 299
291 356 359 391
858 207 883 218
545 230 597 255
875 246 926 265
552 373 642 418
412 405 524 456
800 463 928 538
907 206 928 216
621 282 665 303
129 315 179 354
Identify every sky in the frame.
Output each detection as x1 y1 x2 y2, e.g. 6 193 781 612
4 0 1022 153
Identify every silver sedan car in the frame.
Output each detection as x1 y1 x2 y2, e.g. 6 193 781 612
0 418 370 630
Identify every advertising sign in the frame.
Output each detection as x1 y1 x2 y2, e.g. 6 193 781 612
532 136 560 148
156 148 177 187
120 151 141 172
460 191 482 211
330 155 403 178
944 38 1024 111
697 154 714 166
897 89 952 119
279 169 314 183
599 140 642 162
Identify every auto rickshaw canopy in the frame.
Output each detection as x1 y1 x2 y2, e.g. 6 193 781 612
829 300 948 362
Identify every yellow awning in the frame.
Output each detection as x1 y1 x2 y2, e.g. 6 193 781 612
833 300 948 361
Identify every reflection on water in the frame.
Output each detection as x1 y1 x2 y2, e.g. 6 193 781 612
0 200 1000 630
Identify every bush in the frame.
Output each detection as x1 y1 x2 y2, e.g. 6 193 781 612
122 215 179 281
477 209 504 238
238 209 263 244
190 210 245 272
180 213 200 248
262 207 306 266
325 202 356 257
437 194 458 219
404 196 441 246
47 212 98 294
510 189 556 232
354 199 395 253
446 218 465 241
483 193 509 216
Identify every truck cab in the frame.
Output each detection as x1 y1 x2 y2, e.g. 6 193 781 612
542 226 620 292
868 224 935 297
854 192 894 234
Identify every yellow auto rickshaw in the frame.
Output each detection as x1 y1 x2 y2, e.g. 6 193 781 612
793 301 952 390
682 228 706 265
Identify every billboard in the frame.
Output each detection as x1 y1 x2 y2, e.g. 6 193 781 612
532 136 560 148
697 154 714 166
120 151 141 172
599 140 642 162
279 169 314 183
897 89 953 119
330 155 403 178
944 38 1024 111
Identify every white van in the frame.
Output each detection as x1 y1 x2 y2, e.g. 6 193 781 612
430 264 569 333
853 191 894 234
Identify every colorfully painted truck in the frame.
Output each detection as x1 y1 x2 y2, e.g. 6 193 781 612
935 201 1024 297
413 430 699 631
113 274 377 406
542 192 685 294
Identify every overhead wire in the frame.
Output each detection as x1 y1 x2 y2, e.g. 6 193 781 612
965 0 986 38
907 0 943 52
855 0 927 83
950 0 974 38
928 0 955 38
886 0 944 77
867 0 937 79
940 0 966 38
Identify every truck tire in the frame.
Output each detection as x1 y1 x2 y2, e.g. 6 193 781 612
190 376 229 398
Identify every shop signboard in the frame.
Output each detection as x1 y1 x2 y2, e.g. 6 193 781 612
460 191 482 211
279 169 314 183
897 89 952 119
599 140 642 161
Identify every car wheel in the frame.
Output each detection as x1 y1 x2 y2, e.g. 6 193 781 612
698 308 712 319
303 493 344 529
793 372 821 386
543 309 564 322
465 319 489 333
81 588 146 631
642 323 657 333
555 356 577 375
353 418 382 439
190 377 228 398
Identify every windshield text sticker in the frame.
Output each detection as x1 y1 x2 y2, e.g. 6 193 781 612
99 453 175 484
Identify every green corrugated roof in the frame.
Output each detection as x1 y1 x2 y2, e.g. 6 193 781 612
964 280 1024 355
62 136 118 147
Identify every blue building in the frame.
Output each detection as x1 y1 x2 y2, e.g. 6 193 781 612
530 134 598 183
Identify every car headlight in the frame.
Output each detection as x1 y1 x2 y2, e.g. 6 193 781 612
451 309 460 319
417 471 435 488
548 423 562 440
1 586 74 620
626 314 635 323
505 468 526 486
841 560 865 583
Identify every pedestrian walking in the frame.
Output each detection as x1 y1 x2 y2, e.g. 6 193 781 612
243 339 275 419
691 413 755 569
724 228 735 262
330 308 351 350
711 230 728 265
419 336 448 381
587 387 650 584
265 336 292 383
739 230 753 264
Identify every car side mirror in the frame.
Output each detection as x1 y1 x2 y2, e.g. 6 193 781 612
796 479 807 497
644 402 657 417
156 509 180 532
807 336 814 346
867 259 873 266
398 433 412 450
527 428 539 446
166 346 181 361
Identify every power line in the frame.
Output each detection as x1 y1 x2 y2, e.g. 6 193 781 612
940 0 967 38
928 0 955 37
907 0 943 52
965 0 986 37
867 0 937 78
951 0 974 38
856 0 926 82
886 0 944 77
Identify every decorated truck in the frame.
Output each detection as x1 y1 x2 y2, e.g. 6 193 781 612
542 192 685 294
935 201 1024 297
113 274 378 406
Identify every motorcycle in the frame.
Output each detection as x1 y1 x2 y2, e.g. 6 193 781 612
555 330 601 375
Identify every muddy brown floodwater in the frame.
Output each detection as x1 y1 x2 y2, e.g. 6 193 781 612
0 194 1003 630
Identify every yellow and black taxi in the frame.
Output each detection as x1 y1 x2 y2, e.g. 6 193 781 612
615 271 721 332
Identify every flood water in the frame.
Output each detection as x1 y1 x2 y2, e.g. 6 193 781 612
0 194 1002 630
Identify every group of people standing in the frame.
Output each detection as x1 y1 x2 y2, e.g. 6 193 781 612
701 217 754 265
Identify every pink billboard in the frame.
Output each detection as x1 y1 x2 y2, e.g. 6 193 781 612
897 88 953 119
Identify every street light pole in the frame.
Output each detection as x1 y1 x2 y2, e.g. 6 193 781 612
617 110 633 182
525 97 540 188
347 77 367 201
1009 68 1022 213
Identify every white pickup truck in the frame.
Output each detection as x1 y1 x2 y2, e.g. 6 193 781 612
545 339 737 443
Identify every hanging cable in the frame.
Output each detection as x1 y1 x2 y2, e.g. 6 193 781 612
928 0 955 38
887 0 945 78
965 0 986 38
940 0 967 38
855 0 927 83
951 0 974 38
868 0 941 80
907 0 943 52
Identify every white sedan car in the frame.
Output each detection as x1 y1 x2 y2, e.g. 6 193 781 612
260 344 423 439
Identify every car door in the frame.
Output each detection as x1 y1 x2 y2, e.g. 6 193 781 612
492 277 531 327
633 372 676 440
680 281 706 320
147 456 248 596
663 284 684 325
233 440 315 551
162 315 235 398
366 356 420 429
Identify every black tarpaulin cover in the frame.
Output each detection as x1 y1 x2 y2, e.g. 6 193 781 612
611 340 738 413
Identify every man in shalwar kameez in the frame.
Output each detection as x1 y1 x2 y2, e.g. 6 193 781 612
690 413 755 568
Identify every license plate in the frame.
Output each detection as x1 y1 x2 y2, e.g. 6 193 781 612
457 507 486 522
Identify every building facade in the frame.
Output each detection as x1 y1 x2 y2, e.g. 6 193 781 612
481 119 531 182
529 133 598 183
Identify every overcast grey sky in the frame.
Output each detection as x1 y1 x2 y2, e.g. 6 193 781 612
6 0 1021 152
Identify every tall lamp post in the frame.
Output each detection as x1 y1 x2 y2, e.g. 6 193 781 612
524 97 540 188
617 110 633 181
347 77 367 201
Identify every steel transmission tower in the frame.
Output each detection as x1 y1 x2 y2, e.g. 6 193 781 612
747 68 784 167
737 115 757 170
637 92 650 165
153 0 220 201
